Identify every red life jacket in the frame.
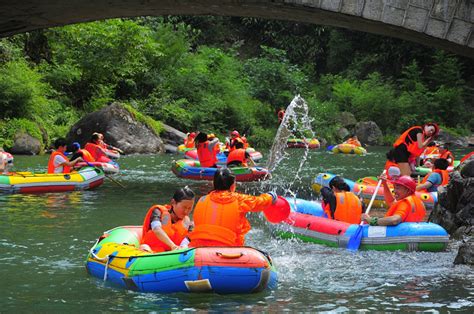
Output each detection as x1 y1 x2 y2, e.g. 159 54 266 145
85 142 111 163
197 141 217 167
227 148 247 167
140 205 190 252
47 151 70 174
393 126 425 158
440 151 454 166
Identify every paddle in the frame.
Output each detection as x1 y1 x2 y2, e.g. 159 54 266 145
85 162 126 188
347 170 385 251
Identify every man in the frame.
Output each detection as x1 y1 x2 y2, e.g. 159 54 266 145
438 144 454 167
47 138 83 174
416 158 449 192
226 141 255 168
195 132 219 168
361 175 425 226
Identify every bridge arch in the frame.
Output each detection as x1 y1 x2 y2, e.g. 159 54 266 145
0 0 472 57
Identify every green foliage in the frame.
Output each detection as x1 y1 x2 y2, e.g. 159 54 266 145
248 126 276 149
0 118 43 149
123 103 163 136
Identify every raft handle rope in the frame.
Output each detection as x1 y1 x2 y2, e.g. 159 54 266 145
88 239 113 281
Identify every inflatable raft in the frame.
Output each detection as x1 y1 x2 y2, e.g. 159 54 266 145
184 148 263 164
415 160 460 176
75 161 119 175
287 138 320 149
275 197 449 252
312 173 437 209
0 167 104 194
171 159 270 182
331 143 366 155
86 226 277 294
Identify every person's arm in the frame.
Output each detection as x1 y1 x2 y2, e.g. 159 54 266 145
381 175 395 206
245 151 256 167
416 132 432 149
208 138 219 151
149 212 180 250
236 193 273 213
362 214 402 226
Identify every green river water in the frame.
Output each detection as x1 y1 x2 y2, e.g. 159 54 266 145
1 146 473 312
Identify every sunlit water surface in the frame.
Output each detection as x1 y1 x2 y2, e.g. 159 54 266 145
1 147 473 312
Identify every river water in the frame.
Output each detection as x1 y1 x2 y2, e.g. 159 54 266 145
1 147 473 312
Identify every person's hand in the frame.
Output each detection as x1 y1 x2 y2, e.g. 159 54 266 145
267 191 278 204
378 172 388 182
361 213 371 223
170 244 181 251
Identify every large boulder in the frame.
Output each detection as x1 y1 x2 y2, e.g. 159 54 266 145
160 124 186 153
9 132 42 155
454 239 474 265
336 127 350 141
355 121 383 145
437 129 470 147
428 161 474 265
66 103 164 154
336 112 357 128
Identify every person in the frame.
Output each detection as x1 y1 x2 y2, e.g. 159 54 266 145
226 130 243 152
416 158 449 192
226 141 256 168
68 142 95 163
195 131 219 168
240 136 249 149
85 133 112 163
392 123 439 176
343 135 362 147
384 150 401 180
438 144 454 167
361 175 426 226
320 176 362 224
188 168 277 247
0 148 13 174
277 108 285 124
184 132 196 148
47 138 83 174
140 187 195 252
97 132 123 154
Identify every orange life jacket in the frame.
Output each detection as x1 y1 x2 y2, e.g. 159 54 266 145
140 205 190 252
189 193 242 247
227 148 247 167
423 146 439 156
345 138 361 147
278 110 285 121
228 137 244 152
421 169 449 187
47 151 71 174
385 195 426 222
197 141 217 167
78 149 95 162
393 126 425 158
440 151 454 166
184 138 195 148
85 142 110 163
323 192 362 224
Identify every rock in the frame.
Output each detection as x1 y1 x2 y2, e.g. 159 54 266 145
467 135 474 147
460 160 474 178
355 121 383 145
161 124 186 148
66 103 164 154
9 132 42 155
336 127 350 141
454 239 474 265
336 112 357 128
437 129 469 147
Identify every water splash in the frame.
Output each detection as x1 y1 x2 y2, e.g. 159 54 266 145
266 95 316 192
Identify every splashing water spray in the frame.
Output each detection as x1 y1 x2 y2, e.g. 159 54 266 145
265 95 316 197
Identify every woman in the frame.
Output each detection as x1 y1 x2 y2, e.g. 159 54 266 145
320 176 362 224
188 168 277 247
140 187 195 252
392 123 439 176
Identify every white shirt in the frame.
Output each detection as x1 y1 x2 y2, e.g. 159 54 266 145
53 154 68 173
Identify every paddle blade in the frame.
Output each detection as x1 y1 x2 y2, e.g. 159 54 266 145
264 196 290 223
347 225 364 251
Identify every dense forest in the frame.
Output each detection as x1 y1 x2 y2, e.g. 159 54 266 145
0 16 473 150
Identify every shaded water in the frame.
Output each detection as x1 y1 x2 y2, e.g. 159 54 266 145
1 147 473 312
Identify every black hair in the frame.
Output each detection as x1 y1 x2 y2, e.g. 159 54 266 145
213 168 236 191
386 149 396 161
172 186 195 202
441 143 450 150
329 176 350 192
195 132 208 145
235 141 244 149
434 158 449 170
91 133 100 142
427 141 437 147
54 138 67 149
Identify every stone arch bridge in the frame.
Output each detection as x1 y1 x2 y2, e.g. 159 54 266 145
0 0 472 57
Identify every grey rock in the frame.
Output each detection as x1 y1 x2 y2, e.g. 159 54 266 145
336 112 357 128
9 132 42 155
66 103 164 154
355 121 383 145
454 239 474 265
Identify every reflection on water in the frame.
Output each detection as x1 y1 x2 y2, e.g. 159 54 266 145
1 150 473 311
